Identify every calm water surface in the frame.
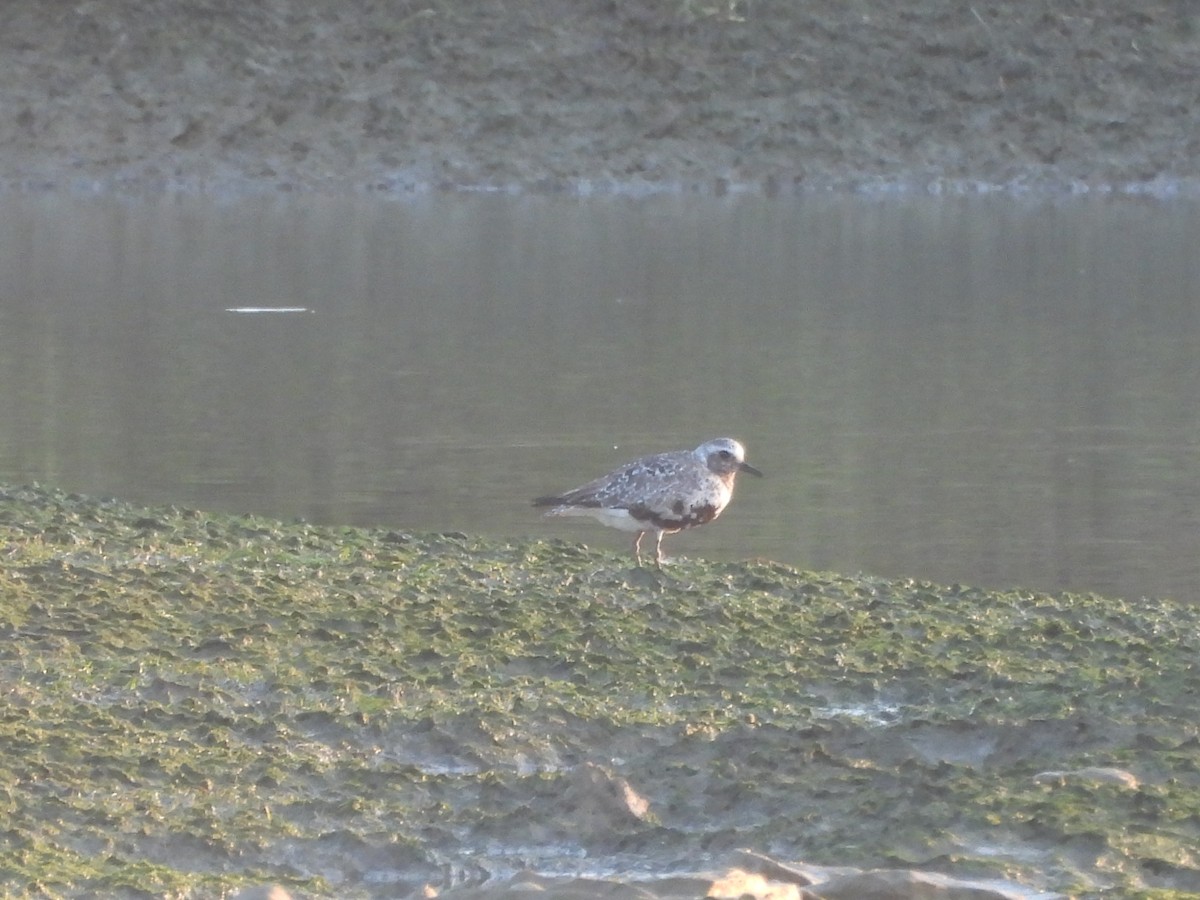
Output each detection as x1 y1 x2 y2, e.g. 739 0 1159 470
1 192 1198 602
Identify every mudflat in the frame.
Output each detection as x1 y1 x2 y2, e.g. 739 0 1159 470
4 1 1198 193
2 483 1199 897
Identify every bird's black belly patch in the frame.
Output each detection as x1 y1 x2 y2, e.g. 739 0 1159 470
630 502 719 532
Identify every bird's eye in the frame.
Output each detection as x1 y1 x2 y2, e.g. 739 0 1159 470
719 450 732 459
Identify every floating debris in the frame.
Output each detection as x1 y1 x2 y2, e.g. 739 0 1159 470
224 306 312 314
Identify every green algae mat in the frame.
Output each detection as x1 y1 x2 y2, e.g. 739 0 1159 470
1 483 1199 898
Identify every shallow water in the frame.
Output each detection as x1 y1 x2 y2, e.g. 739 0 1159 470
2 192 1198 601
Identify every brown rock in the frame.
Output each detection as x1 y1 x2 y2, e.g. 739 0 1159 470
707 868 803 899
561 761 652 831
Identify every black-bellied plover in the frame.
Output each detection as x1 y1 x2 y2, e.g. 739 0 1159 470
534 437 763 566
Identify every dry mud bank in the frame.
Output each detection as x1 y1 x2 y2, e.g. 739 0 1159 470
3 1 1199 194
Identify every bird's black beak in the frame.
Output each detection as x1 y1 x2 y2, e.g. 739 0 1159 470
740 461 764 477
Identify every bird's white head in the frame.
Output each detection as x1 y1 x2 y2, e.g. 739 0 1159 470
694 438 763 478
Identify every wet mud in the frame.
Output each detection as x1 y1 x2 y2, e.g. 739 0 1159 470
2 483 1199 897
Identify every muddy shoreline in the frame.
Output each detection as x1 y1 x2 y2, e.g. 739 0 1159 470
3 483 1200 897
6 3 1200 897
4 1 1200 195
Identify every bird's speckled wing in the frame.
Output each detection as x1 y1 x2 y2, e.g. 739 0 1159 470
535 450 727 531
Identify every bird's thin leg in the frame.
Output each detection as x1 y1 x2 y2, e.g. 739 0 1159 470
653 531 665 568
631 531 644 566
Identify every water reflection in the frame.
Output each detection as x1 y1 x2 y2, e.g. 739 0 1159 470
1 192 1197 601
